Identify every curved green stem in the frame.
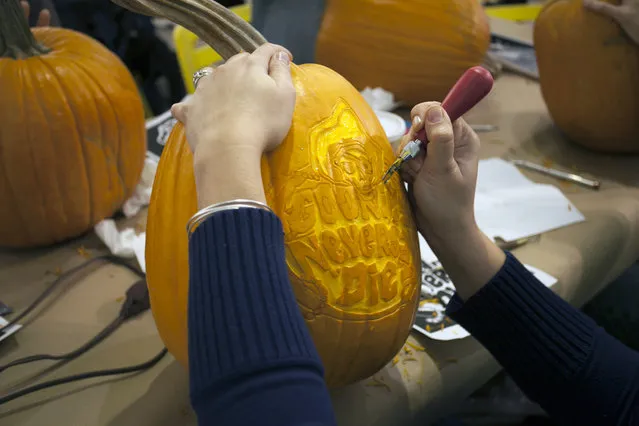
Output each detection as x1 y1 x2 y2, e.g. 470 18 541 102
0 0 50 59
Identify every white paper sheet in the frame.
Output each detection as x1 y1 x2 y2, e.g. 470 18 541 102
360 87 402 111
94 155 157 272
94 220 147 272
132 233 147 273
474 158 585 241
409 158 585 247
94 220 138 258
121 157 157 218
412 158 578 341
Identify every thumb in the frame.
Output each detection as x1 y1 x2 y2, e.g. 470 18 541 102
421 105 456 175
583 0 626 22
269 51 293 88
171 102 188 125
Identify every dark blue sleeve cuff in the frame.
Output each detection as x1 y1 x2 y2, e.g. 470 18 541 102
187 208 336 425
445 252 639 424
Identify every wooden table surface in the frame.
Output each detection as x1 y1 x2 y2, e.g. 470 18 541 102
1 72 638 426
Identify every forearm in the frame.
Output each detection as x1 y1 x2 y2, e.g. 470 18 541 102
193 148 266 208
426 226 506 301
188 209 335 425
446 253 639 425
187 151 336 425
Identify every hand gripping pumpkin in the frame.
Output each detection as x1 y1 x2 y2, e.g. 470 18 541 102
316 0 491 105
535 0 639 153
112 0 422 387
0 0 147 247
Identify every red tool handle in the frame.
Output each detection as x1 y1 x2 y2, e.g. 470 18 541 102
415 66 494 142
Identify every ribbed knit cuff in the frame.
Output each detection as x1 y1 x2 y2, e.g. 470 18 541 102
187 208 323 397
446 252 596 383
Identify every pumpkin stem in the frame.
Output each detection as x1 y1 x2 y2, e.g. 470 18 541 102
111 0 267 60
0 0 51 59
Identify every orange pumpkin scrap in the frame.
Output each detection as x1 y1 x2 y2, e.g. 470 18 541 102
112 0 422 387
0 0 146 248
535 0 639 153
315 0 491 105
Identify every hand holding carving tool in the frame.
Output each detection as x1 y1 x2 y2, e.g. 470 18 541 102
382 66 495 184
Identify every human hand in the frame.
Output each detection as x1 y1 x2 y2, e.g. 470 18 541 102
399 102 480 241
172 43 295 161
171 43 295 208
21 1 51 27
583 0 639 45
399 103 505 300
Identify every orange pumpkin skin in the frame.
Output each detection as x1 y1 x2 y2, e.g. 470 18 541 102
534 0 639 153
0 28 146 247
315 0 490 105
147 64 421 388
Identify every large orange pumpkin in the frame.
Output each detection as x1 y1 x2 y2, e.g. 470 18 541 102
315 0 491 105
0 0 146 248
535 0 639 153
114 0 421 387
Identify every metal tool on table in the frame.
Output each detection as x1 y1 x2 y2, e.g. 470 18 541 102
511 159 601 190
381 66 495 184
470 124 499 133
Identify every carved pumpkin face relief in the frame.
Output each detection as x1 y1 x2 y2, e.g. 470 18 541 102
146 63 421 388
309 99 380 187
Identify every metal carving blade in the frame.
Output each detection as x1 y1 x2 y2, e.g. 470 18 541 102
382 158 402 184
379 66 494 185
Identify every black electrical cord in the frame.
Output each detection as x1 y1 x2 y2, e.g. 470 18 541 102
0 255 144 333
0 317 123 374
0 348 168 405
0 257 168 407
0 279 150 375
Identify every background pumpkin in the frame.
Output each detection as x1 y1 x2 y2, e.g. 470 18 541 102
0 0 146 248
534 0 639 153
113 0 422 387
315 0 491 105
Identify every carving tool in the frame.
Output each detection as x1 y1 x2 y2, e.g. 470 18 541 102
511 159 601 190
470 124 499 133
382 66 495 184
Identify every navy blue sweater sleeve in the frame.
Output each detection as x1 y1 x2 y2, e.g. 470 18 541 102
447 252 639 425
187 208 337 426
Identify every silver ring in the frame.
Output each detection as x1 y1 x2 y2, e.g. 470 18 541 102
192 67 214 90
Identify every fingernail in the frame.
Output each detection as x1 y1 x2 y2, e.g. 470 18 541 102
277 51 290 64
427 107 443 124
412 115 422 127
